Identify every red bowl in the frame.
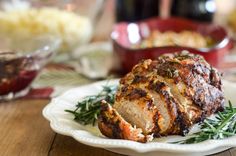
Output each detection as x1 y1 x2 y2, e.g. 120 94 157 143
111 17 234 73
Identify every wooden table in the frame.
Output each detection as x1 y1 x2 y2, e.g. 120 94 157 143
1 1 236 156
0 99 235 156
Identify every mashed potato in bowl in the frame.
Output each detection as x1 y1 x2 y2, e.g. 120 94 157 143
0 7 93 53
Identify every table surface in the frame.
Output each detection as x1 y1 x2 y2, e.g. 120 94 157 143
0 99 235 156
1 1 236 156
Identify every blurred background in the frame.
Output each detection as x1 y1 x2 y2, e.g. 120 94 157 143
1 0 236 99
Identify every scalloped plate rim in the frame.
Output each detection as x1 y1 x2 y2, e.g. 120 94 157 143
42 79 236 155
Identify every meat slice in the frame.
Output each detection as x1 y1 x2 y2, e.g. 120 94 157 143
114 86 157 134
114 81 179 136
98 100 153 143
98 51 224 142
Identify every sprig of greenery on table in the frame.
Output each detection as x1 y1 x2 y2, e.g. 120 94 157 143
174 101 236 144
65 85 117 126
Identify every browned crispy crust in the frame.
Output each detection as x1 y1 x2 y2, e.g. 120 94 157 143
98 52 224 142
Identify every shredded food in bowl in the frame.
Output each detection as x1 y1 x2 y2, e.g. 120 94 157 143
132 30 214 49
0 7 92 52
228 10 236 33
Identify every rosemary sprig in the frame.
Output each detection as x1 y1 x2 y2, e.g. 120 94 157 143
65 85 117 126
66 85 236 144
174 101 236 144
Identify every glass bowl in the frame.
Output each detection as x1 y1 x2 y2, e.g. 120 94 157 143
0 0 105 53
0 35 61 100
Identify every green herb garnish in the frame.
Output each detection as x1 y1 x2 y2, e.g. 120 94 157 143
66 85 236 144
174 101 236 144
65 85 117 126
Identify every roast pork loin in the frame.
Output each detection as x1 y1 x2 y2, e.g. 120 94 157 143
98 52 224 142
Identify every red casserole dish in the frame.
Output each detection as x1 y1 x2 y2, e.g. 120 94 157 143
111 17 234 73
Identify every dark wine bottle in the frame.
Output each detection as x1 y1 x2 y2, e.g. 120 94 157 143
171 0 216 22
115 0 159 22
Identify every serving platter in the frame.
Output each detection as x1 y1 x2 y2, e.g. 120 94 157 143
43 79 236 156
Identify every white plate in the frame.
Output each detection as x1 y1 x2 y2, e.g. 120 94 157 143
43 79 236 156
